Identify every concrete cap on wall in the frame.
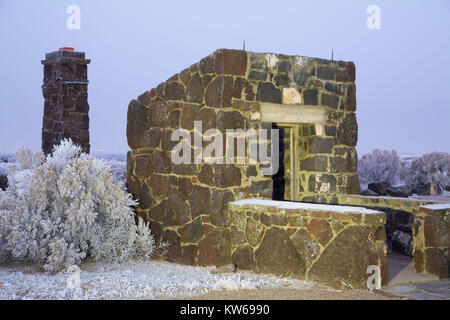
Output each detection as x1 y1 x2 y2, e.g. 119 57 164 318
42 48 89 64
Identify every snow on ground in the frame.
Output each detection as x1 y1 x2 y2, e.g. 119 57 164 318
0 260 312 300
231 199 382 214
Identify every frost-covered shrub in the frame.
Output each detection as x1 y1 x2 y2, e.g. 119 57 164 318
357 149 401 185
0 139 157 271
401 152 450 190
106 158 127 185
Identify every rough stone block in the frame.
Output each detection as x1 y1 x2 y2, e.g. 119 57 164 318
307 219 333 246
205 76 233 108
127 100 150 149
300 156 328 172
293 69 307 86
198 228 232 267
303 89 318 105
183 73 204 103
256 82 282 104
255 227 306 277
317 66 337 80
214 164 242 188
274 74 290 87
250 180 273 198
308 137 334 154
321 93 339 109
424 248 449 279
161 229 182 263
282 88 302 104
329 156 346 173
179 217 203 244
336 113 358 147
246 218 265 246
231 226 247 246
324 82 345 95
209 189 234 227
232 245 256 270
336 62 355 82
216 110 246 131
189 185 211 219
308 226 376 289
291 229 321 268
345 83 356 111
166 188 190 226
249 70 267 81
215 49 247 76
148 174 169 198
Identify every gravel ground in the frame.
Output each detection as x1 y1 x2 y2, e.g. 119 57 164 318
181 286 402 300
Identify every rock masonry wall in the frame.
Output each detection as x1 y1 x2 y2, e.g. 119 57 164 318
330 195 449 279
413 205 449 279
228 199 388 289
126 49 362 280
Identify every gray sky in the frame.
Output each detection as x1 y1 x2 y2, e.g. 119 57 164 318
0 0 449 155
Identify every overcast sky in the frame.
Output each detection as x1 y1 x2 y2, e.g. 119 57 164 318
0 0 449 155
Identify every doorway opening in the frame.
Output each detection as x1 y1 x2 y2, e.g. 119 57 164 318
260 102 326 202
375 207 437 283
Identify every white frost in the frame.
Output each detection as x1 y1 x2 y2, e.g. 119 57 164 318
421 203 450 210
230 199 382 214
0 261 312 300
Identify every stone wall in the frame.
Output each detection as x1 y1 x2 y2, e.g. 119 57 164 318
41 48 90 154
126 49 360 265
228 199 388 289
336 194 444 215
413 204 449 279
308 194 449 279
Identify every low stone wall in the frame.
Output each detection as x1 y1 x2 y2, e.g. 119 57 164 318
228 199 388 289
336 194 443 216
413 204 449 279
324 194 449 278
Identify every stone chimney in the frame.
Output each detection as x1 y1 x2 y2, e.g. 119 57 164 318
41 47 90 155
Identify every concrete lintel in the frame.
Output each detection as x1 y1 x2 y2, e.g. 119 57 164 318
260 102 325 124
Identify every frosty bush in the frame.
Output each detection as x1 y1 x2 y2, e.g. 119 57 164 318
0 139 157 271
357 149 401 185
401 152 450 190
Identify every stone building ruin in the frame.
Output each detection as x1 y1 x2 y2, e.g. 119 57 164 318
126 49 449 289
125 49 382 288
126 49 360 209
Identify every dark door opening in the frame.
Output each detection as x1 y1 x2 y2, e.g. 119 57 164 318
272 124 285 200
